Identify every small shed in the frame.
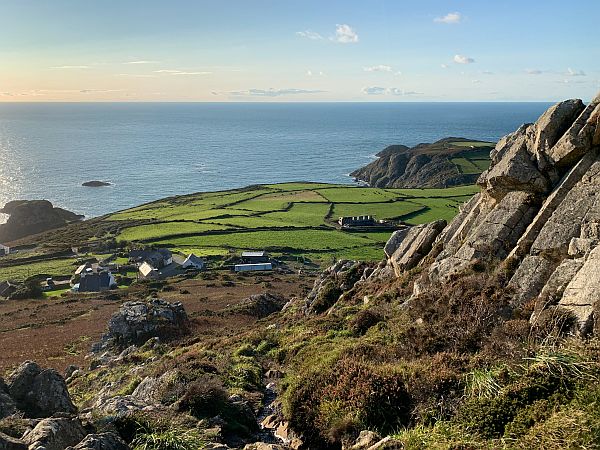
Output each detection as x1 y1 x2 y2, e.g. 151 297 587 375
241 251 269 264
0 244 10 256
235 263 273 272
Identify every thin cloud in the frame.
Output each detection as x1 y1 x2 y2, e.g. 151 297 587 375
50 65 90 69
454 54 475 64
441 63 449 69
117 73 157 78
296 30 323 40
154 69 211 75
525 69 543 75
80 89 123 93
567 68 586 77
364 65 392 72
125 60 159 64
306 70 325 76
434 12 462 24
230 88 325 97
332 24 358 44
482 70 493 75
364 87 423 96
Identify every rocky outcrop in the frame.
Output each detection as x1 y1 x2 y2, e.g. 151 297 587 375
0 200 83 242
92 298 189 353
22 417 87 450
65 433 128 450
351 138 494 189
388 220 446 276
0 379 17 419
380 93 600 334
0 432 27 450
6 361 76 418
82 181 111 187
227 293 287 318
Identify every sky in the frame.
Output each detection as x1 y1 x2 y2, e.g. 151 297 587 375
1 0 599 102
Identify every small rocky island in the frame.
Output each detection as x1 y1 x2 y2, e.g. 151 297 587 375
351 137 494 188
82 180 111 187
0 200 84 242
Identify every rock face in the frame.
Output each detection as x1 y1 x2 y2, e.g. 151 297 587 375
0 432 27 450
0 200 83 242
388 220 446 276
350 138 494 189
92 298 189 352
381 93 600 335
6 361 76 418
228 293 287 318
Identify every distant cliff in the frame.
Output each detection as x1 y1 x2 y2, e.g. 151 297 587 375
0 200 83 243
350 137 494 188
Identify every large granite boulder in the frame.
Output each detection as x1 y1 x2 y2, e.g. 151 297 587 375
66 433 128 450
389 220 446 276
6 361 76 418
92 298 188 352
21 417 87 450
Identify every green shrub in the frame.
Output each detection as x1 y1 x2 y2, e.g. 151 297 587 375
311 281 342 314
132 424 205 450
178 376 228 418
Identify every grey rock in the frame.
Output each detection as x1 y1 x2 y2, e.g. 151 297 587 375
66 432 128 450
389 220 446 276
0 432 27 450
94 395 147 418
480 132 549 199
548 97 600 169
568 238 597 257
0 379 17 420
529 99 585 157
93 298 188 353
508 255 556 306
348 430 383 450
384 227 411 258
558 244 600 334
21 417 86 450
6 361 76 418
530 258 586 325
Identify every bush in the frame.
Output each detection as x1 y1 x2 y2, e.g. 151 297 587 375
132 424 205 450
349 309 383 336
284 356 411 446
178 376 228 418
311 281 342 314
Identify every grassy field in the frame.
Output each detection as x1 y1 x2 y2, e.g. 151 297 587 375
0 258 77 282
106 182 479 263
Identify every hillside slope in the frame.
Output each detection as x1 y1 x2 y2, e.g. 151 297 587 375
350 137 494 188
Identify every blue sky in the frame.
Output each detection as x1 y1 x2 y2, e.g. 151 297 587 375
1 0 598 101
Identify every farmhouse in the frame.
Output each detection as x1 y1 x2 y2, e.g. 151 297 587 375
338 215 376 228
129 248 173 269
0 244 10 256
235 263 273 272
181 253 205 270
242 251 269 264
72 263 117 292
139 261 160 280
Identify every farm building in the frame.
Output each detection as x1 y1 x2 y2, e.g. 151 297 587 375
241 251 269 264
235 263 273 272
72 263 117 293
181 253 205 270
0 244 10 256
130 248 173 269
338 215 376 228
139 261 160 280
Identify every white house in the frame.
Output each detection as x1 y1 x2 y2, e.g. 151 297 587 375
139 261 160 280
0 244 10 256
182 254 205 270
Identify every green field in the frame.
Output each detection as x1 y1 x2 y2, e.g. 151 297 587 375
106 183 479 263
0 258 77 282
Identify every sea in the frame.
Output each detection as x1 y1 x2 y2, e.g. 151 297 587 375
0 102 552 222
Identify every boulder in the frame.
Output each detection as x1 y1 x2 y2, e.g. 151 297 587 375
0 379 17 420
384 228 411 258
347 430 382 449
227 293 287 318
529 99 585 157
508 255 556 306
389 220 446 276
0 432 27 450
547 95 600 169
21 417 86 450
93 298 188 352
65 432 128 450
479 131 549 199
6 361 76 418
558 244 600 335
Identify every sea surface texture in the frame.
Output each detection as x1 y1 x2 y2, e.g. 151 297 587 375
0 102 551 220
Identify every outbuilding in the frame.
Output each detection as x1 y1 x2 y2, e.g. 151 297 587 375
0 244 10 256
234 263 273 272
241 251 269 264
181 253 205 270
